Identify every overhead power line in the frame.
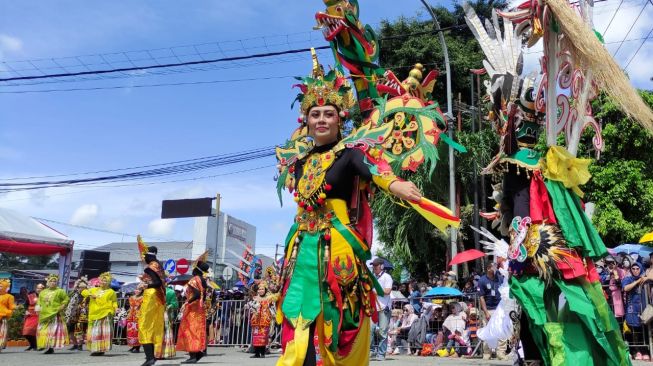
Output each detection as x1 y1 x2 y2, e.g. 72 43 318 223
0 60 442 94
0 146 275 192
624 26 653 69
0 26 463 84
2 165 275 202
613 0 650 56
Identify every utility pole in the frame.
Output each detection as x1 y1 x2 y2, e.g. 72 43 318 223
212 193 221 280
420 0 457 274
274 243 280 263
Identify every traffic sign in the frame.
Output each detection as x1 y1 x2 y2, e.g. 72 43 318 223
163 259 176 274
177 258 190 275
222 266 233 281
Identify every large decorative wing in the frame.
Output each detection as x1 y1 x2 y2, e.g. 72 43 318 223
366 95 466 175
275 126 312 206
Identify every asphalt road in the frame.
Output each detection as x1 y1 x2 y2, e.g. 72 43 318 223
1 345 649 365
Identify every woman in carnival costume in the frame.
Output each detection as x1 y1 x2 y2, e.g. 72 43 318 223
82 272 118 356
0 279 16 352
154 280 177 360
22 282 43 351
176 252 210 364
273 47 462 365
136 236 166 366
247 280 277 359
64 276 89 351
462 0 653 362
127 287 144 353
37 274 69 354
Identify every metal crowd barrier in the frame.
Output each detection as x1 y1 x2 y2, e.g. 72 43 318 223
110 297 262 347
372 292 483 356
108 283 653 357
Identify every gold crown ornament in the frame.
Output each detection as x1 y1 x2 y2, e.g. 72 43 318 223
292 48 356 120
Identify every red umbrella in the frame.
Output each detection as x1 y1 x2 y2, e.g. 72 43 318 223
449 249 486 266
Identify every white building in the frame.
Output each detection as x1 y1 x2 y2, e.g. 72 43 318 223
192 210 257 276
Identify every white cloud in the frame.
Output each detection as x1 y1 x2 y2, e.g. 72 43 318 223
0 34 23 53
148 218 175 237
105 218 126 232
70 204 100 225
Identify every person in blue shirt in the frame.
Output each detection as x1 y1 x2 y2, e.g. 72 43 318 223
478 264 506 360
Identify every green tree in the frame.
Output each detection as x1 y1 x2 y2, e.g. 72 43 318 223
0 253 58 270
583 91 653 245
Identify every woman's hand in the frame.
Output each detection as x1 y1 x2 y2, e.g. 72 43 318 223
389 180 422 201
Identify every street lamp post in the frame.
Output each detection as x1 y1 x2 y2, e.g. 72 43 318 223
419 0 457 273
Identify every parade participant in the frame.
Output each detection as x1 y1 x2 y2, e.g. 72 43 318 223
37 274 69 354
176 255 210 364
64 276 89 351
0 279 16 352
462 0 652 362
155 284 178 360
127 287 144 353
137 236 166 366
273 48 462 365
82 272 118 356
247 281 277 359
22 283 43 351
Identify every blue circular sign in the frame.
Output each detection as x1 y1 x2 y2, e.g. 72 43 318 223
163 259 176 274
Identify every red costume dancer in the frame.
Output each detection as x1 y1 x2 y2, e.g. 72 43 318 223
22 284 43 351
176 256 210 364
247 281 277 358
127 288 144 353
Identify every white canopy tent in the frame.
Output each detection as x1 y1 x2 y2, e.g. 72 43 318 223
0 207 74 287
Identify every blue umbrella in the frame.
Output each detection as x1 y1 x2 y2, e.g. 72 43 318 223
612 244 653 257
423 286 463 297
110 279 122 291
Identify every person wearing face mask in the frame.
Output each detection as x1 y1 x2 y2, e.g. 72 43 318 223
37 274 69 354
622 262 650 359
445 271 459 289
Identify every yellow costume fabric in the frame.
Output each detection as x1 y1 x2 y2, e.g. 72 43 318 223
138 288 165 348
277 198 378 366
82 287 118 321
0 292 15 320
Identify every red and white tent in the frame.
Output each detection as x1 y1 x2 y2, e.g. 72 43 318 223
0 207 74 286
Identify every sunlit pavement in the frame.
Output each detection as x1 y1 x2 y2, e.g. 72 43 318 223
1 346 650 365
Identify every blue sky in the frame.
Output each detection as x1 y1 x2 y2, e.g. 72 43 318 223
0 0 651 259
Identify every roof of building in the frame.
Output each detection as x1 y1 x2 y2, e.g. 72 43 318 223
72 241 193 263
